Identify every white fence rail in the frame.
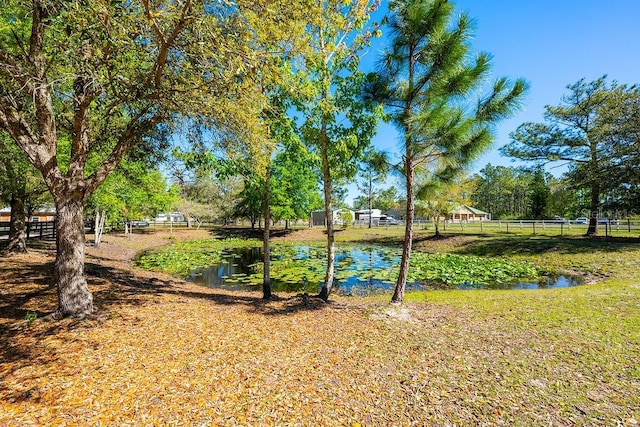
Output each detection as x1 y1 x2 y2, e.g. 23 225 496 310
343 218 640 236
417 219 640 236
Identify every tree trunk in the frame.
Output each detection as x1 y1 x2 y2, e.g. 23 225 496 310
391 150 415 305
262 165 272 300
586 182 599 236
318 121 335 302
54 198 93 318
94 209 106 248
94 210 100 247
5 196 28 254
368 175 373 229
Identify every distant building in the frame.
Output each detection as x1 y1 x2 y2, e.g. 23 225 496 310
447 205 489 222
154 212 186 222
354 209 382 221
0 206 56 222
311 208 355 226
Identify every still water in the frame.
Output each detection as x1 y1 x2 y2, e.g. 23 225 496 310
188 245 582 295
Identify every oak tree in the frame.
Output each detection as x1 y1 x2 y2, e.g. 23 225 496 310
0 132 51 253
0 1 292 317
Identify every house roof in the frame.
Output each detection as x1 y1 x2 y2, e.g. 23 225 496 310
0 206 56 214
465 205 488 215
452 205 488 215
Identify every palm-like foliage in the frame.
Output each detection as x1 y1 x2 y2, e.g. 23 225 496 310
369 0 527 303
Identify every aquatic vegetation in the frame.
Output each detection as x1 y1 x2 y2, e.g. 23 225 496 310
137 240 541 292
407 252 539 288
136 238 261 276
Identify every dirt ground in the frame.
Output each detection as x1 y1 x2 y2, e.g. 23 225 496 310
1 229 440 425
1 229 638 425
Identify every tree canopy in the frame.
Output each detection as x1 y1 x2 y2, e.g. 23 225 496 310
0 0 320 317
502 76 640 233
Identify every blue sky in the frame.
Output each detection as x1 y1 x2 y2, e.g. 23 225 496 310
349 0 640 204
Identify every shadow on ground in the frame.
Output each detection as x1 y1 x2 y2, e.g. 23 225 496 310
84 260 329 316
0 252 331 365
450 234 640 257
209 227 298 240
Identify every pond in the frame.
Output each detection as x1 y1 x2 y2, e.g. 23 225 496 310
187 244 582 295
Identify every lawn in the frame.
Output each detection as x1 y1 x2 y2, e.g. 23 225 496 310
1 227 638 425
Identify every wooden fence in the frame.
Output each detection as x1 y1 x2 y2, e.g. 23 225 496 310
0 221 56 240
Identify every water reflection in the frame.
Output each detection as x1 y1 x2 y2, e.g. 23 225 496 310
188 245 583 295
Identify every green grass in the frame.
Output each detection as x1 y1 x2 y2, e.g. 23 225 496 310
369 231 639 423
398 279 640 421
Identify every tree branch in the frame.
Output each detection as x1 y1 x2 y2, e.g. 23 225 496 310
84 107 160 198
142 0 192 88
0 94 59 186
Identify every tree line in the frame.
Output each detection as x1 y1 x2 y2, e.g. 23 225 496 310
467 165 562 220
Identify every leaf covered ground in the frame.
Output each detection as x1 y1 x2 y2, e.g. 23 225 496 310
1 228 639 426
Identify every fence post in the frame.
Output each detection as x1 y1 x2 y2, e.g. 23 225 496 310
506 221 509 233
560 223 563 236
533 222 536 235
629 218 632 233
480 221 483 232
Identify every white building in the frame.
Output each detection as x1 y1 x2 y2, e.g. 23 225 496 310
354 209 382 221
154 212 186 222
311 208 355 226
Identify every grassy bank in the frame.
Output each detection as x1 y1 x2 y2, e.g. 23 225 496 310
1 228 638 425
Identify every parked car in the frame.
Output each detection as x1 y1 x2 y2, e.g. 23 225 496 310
378 216 400 225
552 216 569 224
574 217 588 224
597 218 611 224
130 220 149 227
